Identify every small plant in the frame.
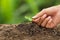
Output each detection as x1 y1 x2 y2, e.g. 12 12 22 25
25 16 32 21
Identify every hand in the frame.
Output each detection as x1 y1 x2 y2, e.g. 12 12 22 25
32 5 60 28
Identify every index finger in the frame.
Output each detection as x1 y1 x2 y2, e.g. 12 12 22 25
32 9 46 19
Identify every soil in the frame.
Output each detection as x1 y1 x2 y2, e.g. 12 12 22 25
0 22 60 40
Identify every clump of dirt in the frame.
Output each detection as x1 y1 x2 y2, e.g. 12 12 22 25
0 22 60 40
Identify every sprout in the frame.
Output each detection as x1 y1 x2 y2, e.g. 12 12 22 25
25 16 32 21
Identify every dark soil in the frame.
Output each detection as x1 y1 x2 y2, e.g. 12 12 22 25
0 22 60 40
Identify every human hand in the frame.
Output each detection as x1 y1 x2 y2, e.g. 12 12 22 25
32 5 60 28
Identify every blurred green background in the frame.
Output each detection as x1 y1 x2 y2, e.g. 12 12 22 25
0 0 60 24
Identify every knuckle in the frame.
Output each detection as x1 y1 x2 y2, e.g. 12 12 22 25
42 9 46 11
45 18 49 21
46 17 50 21
41 17 43 20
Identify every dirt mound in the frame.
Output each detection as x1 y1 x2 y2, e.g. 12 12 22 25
0 22 60 40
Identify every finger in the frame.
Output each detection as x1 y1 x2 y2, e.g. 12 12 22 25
32 17 41 24
38 14 47 25
47 22 56 28
41 16 51 27
49 19 58 28
46 18 53 28
32 9 46 19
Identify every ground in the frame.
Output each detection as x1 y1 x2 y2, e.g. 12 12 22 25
0 22 60 40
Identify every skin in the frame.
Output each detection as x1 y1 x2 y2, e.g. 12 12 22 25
32 5 60 28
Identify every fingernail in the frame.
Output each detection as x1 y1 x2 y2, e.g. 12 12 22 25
48 16 51 19
49 19 52 23
32 16 37 18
